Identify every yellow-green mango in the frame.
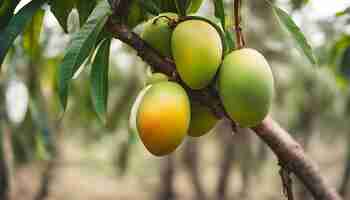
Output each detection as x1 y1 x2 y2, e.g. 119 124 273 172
172 20 223 89
142 13 178 57
188 102 218 137
136 81 190 156
219 48 274 127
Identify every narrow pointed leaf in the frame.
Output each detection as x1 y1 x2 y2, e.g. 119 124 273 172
213 0 225 30
0 0 47 68
76 0 96 26
269 3 317 65
136 0 160 16
57 0 111 110
175 0 190 16
90 38 111 123
0 0 21 29
50 0 77 33
22 9 45 59
224 29 235 53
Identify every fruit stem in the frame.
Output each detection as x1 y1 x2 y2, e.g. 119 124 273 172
234 0 245 49
153 15 176 26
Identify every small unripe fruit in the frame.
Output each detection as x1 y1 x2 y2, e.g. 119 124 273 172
172 20 223 89
142 13 178 57
219 48 274 127
146 73 169 85
188 102 218 137
136 82 190 156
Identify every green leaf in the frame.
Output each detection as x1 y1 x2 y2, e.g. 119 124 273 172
0 0 21 29
50 0 77 33
136 0 160 16
336 7 350 17
22 9 45 59
90 38 111 123
329 35 350 66
213 0 225 30
76 0 96 26
0 0 47 68
57 0 111 110
269 2 317 65
224 29 235 54
175 0 190 16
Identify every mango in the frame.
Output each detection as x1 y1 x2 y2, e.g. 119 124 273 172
218 48 274 127
142 13 178 57
188 102 218 137
136 82 190 156
172 19 223 89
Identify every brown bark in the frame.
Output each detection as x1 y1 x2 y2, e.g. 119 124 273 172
253 116 341 200
0 121 10 200
105 16 342 200
182 140 206 200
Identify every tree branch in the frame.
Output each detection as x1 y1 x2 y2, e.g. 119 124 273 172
105 18 342 200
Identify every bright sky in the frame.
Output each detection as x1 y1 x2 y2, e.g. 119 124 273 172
308 0 350 18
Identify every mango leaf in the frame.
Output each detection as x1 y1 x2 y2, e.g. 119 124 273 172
213 0 225 30
0 0 47 68
76 0 96 26
268 2 317 65
329 35 350 66
224 29 235 54
57 0 111 110
175 0 190 16
50 0 77 33
0 0 21 30
340 46 350 79
336 7 350 17
90 38 111 123
22 9 45 59
136 0 160 16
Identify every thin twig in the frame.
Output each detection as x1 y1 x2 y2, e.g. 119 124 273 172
234 0 245 49
280 163 295 200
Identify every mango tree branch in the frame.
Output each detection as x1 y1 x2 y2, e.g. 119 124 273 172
106 18 342 200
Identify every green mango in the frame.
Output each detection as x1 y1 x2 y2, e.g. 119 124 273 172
188 102 218 137
172 19 223 89
142 13 178 57
136 81 190 156
218 48 274 127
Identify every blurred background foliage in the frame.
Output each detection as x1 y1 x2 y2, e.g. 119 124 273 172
1 0 350 200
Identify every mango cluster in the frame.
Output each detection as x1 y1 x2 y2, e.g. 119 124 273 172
130 12 274 156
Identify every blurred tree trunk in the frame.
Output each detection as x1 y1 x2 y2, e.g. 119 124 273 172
158 156 176 200
338 133 350 198
237 128 255 199
34 123 61 200
0 121 10 200
182 140 206 200
0 85 10 200
215 120 235 200
216 137 235 200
